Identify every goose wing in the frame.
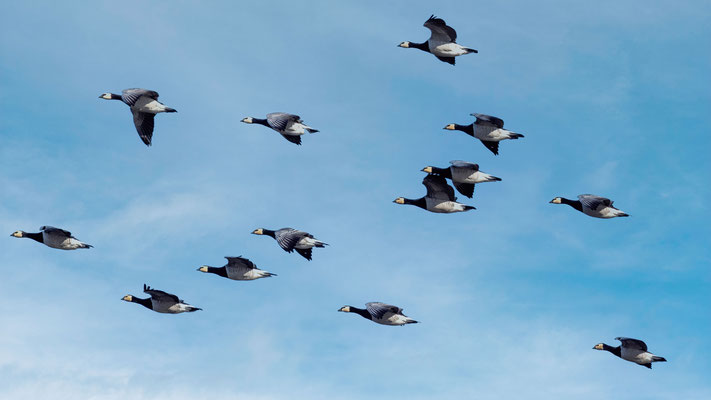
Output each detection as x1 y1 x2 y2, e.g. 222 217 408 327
132 110 155 146
480 140 500 155
423 15 457 43
615 337 648 351
225 256 256 270
280 133 302 145
453 182 475 198
143 284 180 304
578 194 612 211
422 174 457 201
366 302 402 319
471 113 505 129
449 160 479 171
40 226 72 237
266 112 300 132
121 88 159 107
274 228 309 252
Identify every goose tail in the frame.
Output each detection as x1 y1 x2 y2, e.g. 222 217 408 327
79 242 93 249
463 47 478 54
165 107 177 113
508 132 524 139
305 127 319 133
462 205 476 211
315 241 328 248
652 356 667 362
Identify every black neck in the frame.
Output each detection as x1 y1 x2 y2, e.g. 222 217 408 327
262 229 276 238
25 232 44 243
207 266 228 278
109 93 122 100
349 307 372 321
404 197 427 210
132 297 153 310
454 124 474 134
603 344 621 358
253 118 269 127
411 42 429 52
560 198 583 212
432 167 452 178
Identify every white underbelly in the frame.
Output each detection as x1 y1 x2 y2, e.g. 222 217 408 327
133 97 167 114
474 125 511 141
282 122 306 135
429 41 465 57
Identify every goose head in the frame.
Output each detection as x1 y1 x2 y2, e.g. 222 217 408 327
10 230 25 238
398 41 411 48
593 343 605 350
338 306 351 312
393 197 406 205
443 123 456 130
251 228 264 235
421 166 434 173
550 197 563 204
241 117 254 124
197 266 209 273
121 295 133 302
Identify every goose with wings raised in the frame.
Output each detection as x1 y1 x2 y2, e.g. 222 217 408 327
251 227 328 261
99 88 177 146
121 284 201 314
398 15 477 65
593 337 667 368
444 114 524 155
422 160 501 198
550 194 629 218
394 174 475 213
338 302 418 326
198 256 276 280
11 226 92 250
241 112 319 145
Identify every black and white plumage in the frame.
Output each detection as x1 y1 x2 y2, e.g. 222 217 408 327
198 256 276 280
550 194 629 218
11 226 92 250
593 337 667 369
241 112 319 145
99 88 177 146
398 15 477 65
338 302 418 326
443 114 524 155
422 160 501 198
394 174 475 213
121 284 201 314
251 228 328 261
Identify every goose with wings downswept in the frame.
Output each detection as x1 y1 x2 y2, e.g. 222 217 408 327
422 160 501 198
99 88 177 146
593 337 667 368
394 174 475 213
121 284 201 314
198 256 276 280
443 113 524 156
251 227 328 261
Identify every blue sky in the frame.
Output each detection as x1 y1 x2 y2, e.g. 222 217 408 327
1 0 710 399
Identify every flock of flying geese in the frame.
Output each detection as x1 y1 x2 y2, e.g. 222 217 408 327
11 15 666 370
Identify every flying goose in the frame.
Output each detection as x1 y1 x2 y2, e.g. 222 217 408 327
422 160 501 198
241 112 319 145
252 228 328 260
11 226 92 250
550 194 629 218
444 114 524 155
198 256 276 280
338 302 418 326
122 284 201 314
398 15 477 65
99 88 176 146
593 337 667 369
394 174 475 213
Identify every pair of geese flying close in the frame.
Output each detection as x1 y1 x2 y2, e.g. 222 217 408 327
395 160 501 213
100 89 319 147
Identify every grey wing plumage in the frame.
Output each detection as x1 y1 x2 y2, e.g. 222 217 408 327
274 228 307 252
40 226 72 237
578 194 612 210
121 88 159 106
366 302 402 319
143 284 180 304
449 160 479 171
616 337 648 351
422 174 457 201
132 110 155 146
423 15 457 42
225 256 256 270
472 113 505 129
266 112 299 132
